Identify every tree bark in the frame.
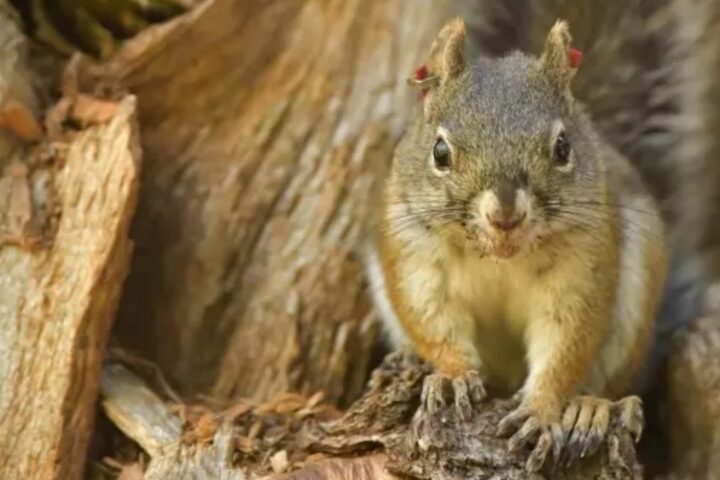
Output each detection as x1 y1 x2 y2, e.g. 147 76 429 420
666 317 720 477
0 37 141 479
98 353 642 480
78 0 456 405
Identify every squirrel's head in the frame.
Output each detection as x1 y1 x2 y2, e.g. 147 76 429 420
388 19 603 259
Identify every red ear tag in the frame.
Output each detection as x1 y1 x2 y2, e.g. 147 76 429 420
415 64 429 81
569 47 582 69
415 64 430 97
409 64 440 98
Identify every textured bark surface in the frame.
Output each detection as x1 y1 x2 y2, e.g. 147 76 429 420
666 316 720 478
99 353 642 480
663 0 720 476
0 79 141 480
76 0 457 405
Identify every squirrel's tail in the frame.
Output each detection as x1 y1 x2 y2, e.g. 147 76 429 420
461 0 720 385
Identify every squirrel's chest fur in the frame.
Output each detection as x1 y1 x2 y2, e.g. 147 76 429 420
439 242 569 388
390 233 586 391
443 246 553 331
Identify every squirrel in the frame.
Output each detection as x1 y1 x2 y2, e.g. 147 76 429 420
365 17 672 472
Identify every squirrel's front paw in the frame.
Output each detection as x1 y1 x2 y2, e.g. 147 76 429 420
562 395 643 464
499 395 644 472
420 370 486 421
499 403 564 472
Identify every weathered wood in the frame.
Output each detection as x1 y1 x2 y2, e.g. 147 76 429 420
143 423 247 480
663 0 720 475
99 353 642 479
78 0 457 405
272 455 399 480
101 363 183 457
666 316 720 477
0 90 141 479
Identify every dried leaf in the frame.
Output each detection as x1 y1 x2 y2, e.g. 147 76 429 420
258 393 307 415
270 450 289 473
193 412 218 443
0 97 42 142
222 402 254 421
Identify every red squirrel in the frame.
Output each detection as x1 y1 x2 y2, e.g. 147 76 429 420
367 19 666 471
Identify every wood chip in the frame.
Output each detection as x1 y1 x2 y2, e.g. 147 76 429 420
270 450 289 473
0 97 42 142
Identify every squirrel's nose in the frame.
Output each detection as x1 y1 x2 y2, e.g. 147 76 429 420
486 210 526 232
478 184 530 233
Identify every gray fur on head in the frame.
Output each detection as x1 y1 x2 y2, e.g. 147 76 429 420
390 19 603 258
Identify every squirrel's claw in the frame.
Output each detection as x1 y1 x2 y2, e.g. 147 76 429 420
616 395 644 443
420 373 450 414
560 395 643 465
420 370 486 421
507 414 541 451
452 370 486 421
500 405 565 472
526 429 556 473
498 405 529 436
562 396 611 464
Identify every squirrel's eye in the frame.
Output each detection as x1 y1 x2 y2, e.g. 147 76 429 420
554 131 571 166
433 138 452 171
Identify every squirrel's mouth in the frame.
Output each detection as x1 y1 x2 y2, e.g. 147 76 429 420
461 223 538 259
480 228 538 259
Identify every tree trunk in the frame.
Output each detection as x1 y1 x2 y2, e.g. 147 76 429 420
0 40 141 480
78 0 456 405
666 317 720 477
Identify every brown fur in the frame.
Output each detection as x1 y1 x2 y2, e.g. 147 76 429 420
380 217 475 377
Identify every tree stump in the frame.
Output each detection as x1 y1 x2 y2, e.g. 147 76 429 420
98 353 643 479
77 0 457 405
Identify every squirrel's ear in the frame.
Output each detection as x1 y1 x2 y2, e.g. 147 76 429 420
538 20 577 93
429 17 467 81
409 17 466 93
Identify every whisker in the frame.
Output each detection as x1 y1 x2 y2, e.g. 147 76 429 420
552 209 665 249
553 206 665 246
